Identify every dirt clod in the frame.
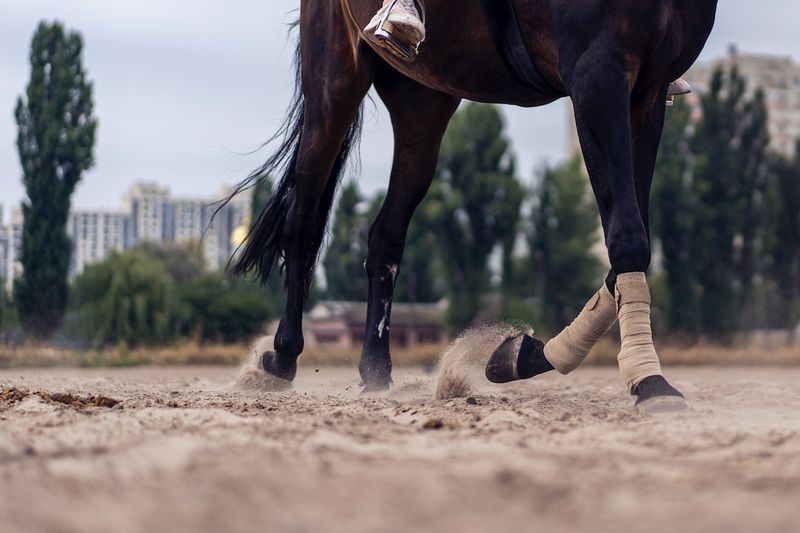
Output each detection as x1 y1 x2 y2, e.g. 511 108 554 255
422 418 445 430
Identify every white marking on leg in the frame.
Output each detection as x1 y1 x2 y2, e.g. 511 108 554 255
377 299 390 338
387 264 399 285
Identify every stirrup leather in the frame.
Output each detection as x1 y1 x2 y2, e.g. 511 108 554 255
370 0 426 62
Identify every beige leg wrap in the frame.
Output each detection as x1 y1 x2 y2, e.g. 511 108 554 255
543 284 617 374
615 272 663 393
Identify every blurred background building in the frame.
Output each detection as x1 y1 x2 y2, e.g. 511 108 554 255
0 208 23 293
567 48 800 158
685 47 800 157
0 182 251 288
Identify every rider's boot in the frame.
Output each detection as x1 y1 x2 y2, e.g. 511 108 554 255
364 0 426 62
666 78 692 107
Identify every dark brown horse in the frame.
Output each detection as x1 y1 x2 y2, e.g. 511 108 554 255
230 0 718 404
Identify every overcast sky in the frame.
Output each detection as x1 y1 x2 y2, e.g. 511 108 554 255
2 0 799 221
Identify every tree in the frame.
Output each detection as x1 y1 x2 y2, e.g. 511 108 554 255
136 241 205 284
764 144 800 329
652 99 703 333
392 197 446 303
690 67 770 336
14 21 97 339
177 273 274 343
652 66 773 338
426 103 524 330
72 250 176 346
323 181 370 300
526 157 604 333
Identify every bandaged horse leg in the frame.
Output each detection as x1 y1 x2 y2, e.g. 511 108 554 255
568 54 685 408
615 272 684 406
485 284 617 383
544 283 617 373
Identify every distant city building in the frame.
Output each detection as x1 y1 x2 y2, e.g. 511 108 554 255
0 209 23 293
685 48 800 156
123 182 171 244
0 182 253 289
566 49 800 158
302 300 448 348
67 210 131 277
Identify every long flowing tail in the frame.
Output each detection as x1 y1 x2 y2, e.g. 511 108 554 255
226 40 364 289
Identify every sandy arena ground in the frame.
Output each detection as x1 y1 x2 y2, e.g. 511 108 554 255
1 364 800 533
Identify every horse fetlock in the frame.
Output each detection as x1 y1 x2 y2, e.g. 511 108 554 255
274 323 304 360
358 353 393 390
615 272 662 393
544 284 617 374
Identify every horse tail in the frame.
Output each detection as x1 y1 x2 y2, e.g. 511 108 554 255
227 38 364 288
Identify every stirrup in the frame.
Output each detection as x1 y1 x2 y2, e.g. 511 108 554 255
369 0 426 63
666 78 691 107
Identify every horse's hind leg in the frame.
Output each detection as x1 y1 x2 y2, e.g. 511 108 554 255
358 70 460 391
263 8 375 382
569 53 685 409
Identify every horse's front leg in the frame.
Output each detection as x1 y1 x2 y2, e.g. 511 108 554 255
359 73 460 391
569 54 685 410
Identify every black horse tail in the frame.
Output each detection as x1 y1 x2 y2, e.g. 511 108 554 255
225 40 363 290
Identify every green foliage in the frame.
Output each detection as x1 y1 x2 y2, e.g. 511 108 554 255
135 241 205 284
70 245 277 347
526 156 604 333
392 201 446 304
323 181 370 301
651 99 703 332
177 273 274 343
763 144 800 328
72 250 176 346
0 288 19 335
14 21 97 339
426 103 524 331
653 66 772 338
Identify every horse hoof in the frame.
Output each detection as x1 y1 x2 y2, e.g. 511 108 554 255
260 351 297 383
486 334 548 383
486 336 524 383
360 378 393 395
634 375 688 414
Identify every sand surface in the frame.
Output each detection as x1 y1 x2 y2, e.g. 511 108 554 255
1 365 800 533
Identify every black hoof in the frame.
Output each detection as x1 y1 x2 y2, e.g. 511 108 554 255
486 335 550 383
260 351 297 382
634 375 688 413
360 378 393 394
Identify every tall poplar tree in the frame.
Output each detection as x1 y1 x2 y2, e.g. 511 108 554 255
427 103 524 331
527 157 604 333
14 21 97 338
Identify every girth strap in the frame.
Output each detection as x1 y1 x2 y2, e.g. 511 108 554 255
479 0 564 98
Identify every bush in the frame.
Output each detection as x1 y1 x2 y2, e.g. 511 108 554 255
71 250 177 346
177 273 274 344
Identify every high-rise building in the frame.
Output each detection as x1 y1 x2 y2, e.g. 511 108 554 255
67 210 131 277
684 49 800 156
566 49 800 158
0 209 23 293
123 182 170 244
